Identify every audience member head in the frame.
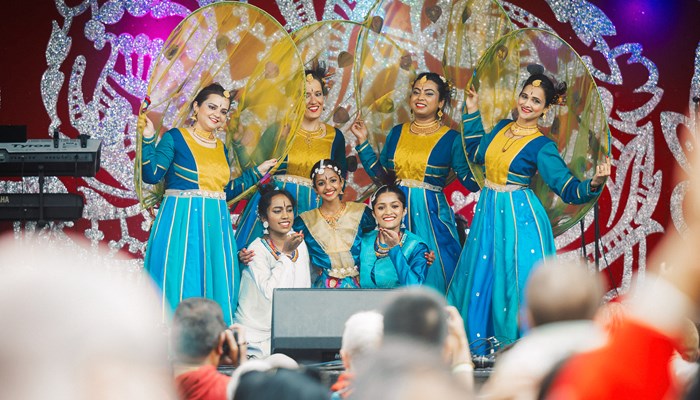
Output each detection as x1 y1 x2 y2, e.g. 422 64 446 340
679 318 700 362
382 287 448 348
594 300 628 334
233 368 328 400
351 339 467 400
0 236 173 400
526 258 604 328
340 310 384 371
171 298 228 364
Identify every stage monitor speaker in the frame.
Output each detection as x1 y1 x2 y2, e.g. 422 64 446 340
271 288 393 363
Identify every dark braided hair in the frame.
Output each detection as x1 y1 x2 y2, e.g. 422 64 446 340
522 64 567 107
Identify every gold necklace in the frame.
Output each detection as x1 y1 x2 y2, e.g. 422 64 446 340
510 121 539 136
409 119 441 135
502 122 539 153
319 203 346 229
298 124 325 146
192 127 216 143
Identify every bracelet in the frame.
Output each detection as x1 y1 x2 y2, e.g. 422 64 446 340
451 362 475 374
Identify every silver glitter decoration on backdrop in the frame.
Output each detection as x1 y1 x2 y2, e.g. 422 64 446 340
1 0 676 288
661 41 700 238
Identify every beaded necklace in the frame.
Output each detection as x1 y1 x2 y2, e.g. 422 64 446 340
262 235 299 262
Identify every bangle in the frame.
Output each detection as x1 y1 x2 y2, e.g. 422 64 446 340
451 362 475 374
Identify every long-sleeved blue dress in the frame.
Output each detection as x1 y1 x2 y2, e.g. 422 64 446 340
359 230 429 288
293 202 375 288
141 127 262 325
356 123 479 293
446 111 603 354
235 124 346 248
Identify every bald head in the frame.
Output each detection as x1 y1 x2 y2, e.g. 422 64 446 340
526 259 604 327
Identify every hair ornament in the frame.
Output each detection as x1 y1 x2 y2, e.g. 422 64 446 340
222 90 231 99
418 75 428 84
532 79 542 87
311 159 342 181
306 73 314 82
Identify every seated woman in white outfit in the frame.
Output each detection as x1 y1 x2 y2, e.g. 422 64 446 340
234 185 311 358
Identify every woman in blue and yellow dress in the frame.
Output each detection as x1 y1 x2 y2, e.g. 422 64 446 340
234 67 347 249
293 159 375 288
446 68 612 353
350 72 479 294
360 182 428 289
139 83 277 324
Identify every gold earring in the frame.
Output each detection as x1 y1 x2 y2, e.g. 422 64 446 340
189 112 198 124
542 110 547 120
437 109 444 119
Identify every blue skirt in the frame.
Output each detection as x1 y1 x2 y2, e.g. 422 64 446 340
235 177 320 249
144 194 239 325
403 186 461 294
447 187 555 355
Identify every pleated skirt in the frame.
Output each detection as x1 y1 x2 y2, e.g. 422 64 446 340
403 186 462 294
144 194 239 325
447 187 555 354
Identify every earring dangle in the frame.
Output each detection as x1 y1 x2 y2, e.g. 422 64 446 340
401 221 406 229
263 221 269 235
189 112 198 125
437 109 443 119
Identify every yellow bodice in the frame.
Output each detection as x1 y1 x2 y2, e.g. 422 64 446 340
181 128 230 191
484 122 543 185
286 124 336 177
393 123 450 181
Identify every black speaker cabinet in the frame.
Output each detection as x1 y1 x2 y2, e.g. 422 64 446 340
271 288 393 363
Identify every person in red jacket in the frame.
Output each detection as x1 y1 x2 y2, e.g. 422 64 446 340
172 298 247 400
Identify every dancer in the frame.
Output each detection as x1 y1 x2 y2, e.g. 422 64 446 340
139 83 276 324
351 72 479 293
234 185 310 358
293 159 375 288
447 66 612 353
235 66 347 248
359 182 429 288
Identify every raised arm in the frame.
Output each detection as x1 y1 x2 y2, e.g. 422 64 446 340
141 128 175 184
537 141 606 204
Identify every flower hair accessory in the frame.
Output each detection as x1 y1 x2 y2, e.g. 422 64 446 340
306 73 314 82
311 159 342 181
223 90 231 99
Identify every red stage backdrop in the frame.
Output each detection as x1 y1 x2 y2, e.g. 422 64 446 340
1 0 699 297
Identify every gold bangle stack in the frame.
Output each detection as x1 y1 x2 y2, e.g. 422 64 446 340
409 119 442 135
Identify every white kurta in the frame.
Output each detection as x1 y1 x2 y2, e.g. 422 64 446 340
234 237 311 357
